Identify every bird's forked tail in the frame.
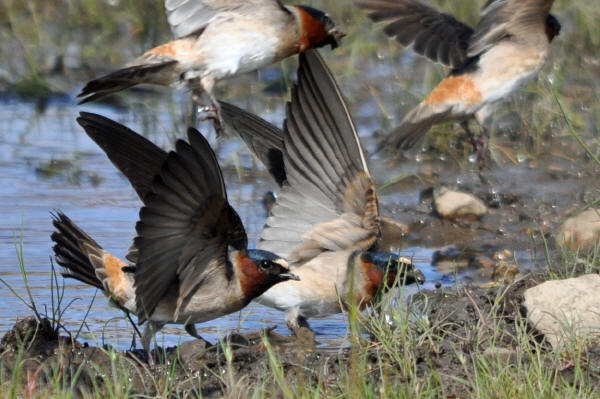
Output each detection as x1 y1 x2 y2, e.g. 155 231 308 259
51 212 136 313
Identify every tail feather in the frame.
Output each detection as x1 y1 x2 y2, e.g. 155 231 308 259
377 103 451 152
51 212 104 290
77 60 178 104
51 212 136 313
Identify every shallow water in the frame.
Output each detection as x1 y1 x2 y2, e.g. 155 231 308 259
1 66 594 347
0 98 443 348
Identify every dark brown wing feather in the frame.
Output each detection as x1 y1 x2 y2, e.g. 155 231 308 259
219 101 286 186
468 0 554 57
355 0 474 69
77 61 177 104
134 128 247 320
77 112 168 200
259 50 379 262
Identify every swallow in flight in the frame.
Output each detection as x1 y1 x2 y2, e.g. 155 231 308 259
355 0 560 162
77 0 345 130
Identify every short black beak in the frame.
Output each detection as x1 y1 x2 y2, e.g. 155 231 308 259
280 272 300 281
408 269 425 285
328 26 346 49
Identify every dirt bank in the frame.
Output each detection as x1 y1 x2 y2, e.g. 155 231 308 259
2 271 599 397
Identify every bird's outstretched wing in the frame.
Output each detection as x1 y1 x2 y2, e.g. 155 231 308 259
133 128 247 321
468 0 555 57
220 101 287 186
77 112 168 201
258 50 380 263
354 0 475 69
165 0 288 38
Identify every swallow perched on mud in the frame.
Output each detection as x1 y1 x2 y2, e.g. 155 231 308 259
51 113 298 358
77 0 345 129
355 0 561 161
221 50 424 333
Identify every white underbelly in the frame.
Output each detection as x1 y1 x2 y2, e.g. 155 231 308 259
196 19 280 80
475 40 548 104
255 251 354 318
479 68 541 105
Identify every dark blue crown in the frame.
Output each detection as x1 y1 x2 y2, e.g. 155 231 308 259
247 249 281 262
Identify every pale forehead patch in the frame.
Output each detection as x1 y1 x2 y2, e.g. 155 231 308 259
274 258 291 270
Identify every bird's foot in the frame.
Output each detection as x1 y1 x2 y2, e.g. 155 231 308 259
196 105 224 136
470 136 490 168
185 323 213 349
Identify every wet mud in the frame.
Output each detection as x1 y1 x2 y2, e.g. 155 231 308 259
3 269 600 397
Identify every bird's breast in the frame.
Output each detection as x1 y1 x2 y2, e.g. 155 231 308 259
192 14 298 79
474 41 549 104
256 251 353 314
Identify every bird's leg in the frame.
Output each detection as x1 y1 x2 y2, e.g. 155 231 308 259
185 323 213 348
141 321 165 367
203 91 225 137
189 88 201 128
285 308 316 344
190 76 225 136
126 312 142 351
461 120 489 166
190 89 224 136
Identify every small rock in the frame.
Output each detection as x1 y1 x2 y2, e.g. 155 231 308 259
433 187 488 220
178 339 210 366
556 208 600 250
524 274 600 349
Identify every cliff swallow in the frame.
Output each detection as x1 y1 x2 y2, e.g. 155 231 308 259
51 114 298 359
355 0 560 161
221 50 424 333
77 0 345 128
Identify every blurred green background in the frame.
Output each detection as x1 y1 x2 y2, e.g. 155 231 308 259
0 0 598 159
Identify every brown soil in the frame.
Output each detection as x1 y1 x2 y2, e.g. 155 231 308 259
3 272 600 397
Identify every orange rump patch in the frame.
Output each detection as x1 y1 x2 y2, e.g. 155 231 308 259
102 253 129 302
424 75 482 106
148 39 194 57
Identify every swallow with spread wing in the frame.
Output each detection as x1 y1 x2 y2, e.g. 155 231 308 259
221 49 424 333
77 0 345 129
355 0 560 161
51 113 298 360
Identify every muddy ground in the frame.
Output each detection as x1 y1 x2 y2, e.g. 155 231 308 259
2 270 599 398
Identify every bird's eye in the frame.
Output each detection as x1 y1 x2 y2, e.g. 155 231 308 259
259 260 272 272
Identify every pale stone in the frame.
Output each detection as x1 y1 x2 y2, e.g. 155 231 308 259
433 187 487 220
556 208 600 250
524 274 600 349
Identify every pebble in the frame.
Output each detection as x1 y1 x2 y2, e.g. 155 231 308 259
433 187 488 220
556 208 600 250
524 274 600 349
